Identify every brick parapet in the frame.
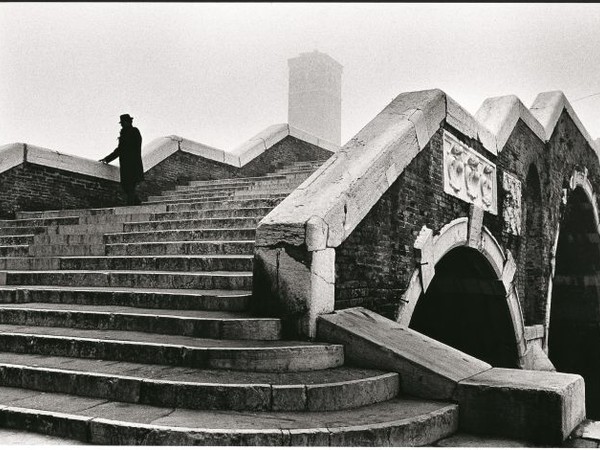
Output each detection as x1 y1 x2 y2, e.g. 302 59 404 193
0 126 335 218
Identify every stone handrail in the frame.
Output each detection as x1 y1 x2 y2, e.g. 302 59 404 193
254 88 600 338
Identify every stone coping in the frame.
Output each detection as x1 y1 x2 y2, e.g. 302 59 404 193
0 143 120 182
0 124 339 181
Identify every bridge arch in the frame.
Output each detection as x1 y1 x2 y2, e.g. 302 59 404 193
549 168 600 418
399 217 526 368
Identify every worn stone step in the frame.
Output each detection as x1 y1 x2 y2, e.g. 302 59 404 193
106 240 255 256
164 197 284 213
15 204 167 220
147 192 235 204
170 182 297 196
105 228 256 244
0 387 458 445
79 212 154 225
0 235 34 246
28 244 106 257
186 174 289 188
0 353 398 412
0 324 344 371
146 191 292 206
0 217 80 228
0 246 29 258
275 162 325 171
1 270 253 290
80 207 272 225
0 255 253 272
0 304 281 340
123 216 262 232
33 234 105 246
0 226 48 236
0 286 252 311
53 223 125 235
184 171 313 188
151 207 274 221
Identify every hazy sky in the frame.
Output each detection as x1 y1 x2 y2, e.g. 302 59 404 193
2 3 600 160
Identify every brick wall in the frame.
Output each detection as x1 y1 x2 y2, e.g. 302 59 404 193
335 113 600 326
335 126 470 318
139 136 333 198
0 162 125 219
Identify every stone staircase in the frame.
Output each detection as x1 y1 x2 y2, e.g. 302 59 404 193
0 160 458 445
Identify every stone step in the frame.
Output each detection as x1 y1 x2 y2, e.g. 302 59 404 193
186 173 304 188
163 197 284 213
123 216 262 232
53 223 125 235
80 207 272 225
0 246 29 258
274 162 325 172
33 234 105 246
29 244 106 257
0 235 34 246
104 228 256 244
0 286 252 312
0 303 281 340
169 182 299 197
15 204 167 220
0 353 398 412
0 324 344 371
151 207 274 221
0 217 80 228
146 190 293 205
0 226 48 236
0 255 253 272
105 240 255 256
434 433 534 447
148 192 237 203
0 270 253 290
79 212 154 225
0 386 458 445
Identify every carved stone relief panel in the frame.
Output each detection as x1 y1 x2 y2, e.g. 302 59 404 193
443 131 497 215
502 171 522 236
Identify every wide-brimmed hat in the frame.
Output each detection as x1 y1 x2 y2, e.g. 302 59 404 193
119 114 133 123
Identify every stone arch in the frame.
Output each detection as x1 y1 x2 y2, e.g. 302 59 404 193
523 163 545 325
399 217 526 368
549 168 600 418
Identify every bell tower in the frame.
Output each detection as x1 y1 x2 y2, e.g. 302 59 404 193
288 50 343 146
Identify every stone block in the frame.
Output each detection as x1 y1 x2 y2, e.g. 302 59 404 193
521 339 555 372
454 367 585 444
317 307 490 400
305 216 328 251
0 143 25 175
305 373 399 411
271 384 306 411
570 420 600 447
414 226 435 291
467 205 484 248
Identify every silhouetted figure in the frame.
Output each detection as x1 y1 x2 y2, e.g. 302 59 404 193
100 114 144 206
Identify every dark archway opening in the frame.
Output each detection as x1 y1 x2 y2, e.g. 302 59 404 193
523 164 545 325
410 247 519 368
550 186 600 418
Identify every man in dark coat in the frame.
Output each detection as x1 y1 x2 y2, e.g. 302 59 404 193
100 114 144 205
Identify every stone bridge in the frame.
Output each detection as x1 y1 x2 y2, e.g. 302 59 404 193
255 89 600 418
0 87 599 445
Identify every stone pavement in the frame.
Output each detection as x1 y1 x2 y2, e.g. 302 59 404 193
0 427 83 445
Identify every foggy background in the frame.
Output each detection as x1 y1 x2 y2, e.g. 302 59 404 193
1 3 599 160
